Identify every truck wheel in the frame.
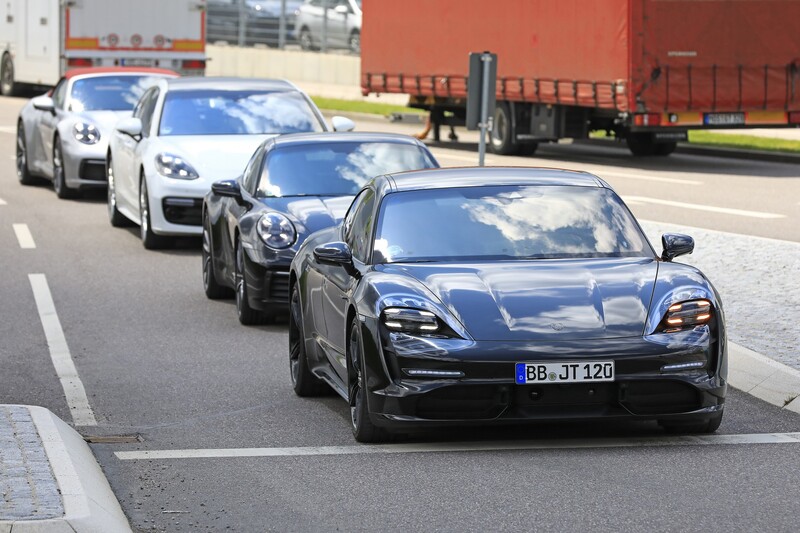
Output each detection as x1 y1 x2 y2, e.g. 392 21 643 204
626 132 656 156
517 142 539 156
489 102 519 155
654 141 677 156
1 53 16 96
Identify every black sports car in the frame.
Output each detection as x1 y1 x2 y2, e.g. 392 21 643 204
288 167 727 442
202 132 439 324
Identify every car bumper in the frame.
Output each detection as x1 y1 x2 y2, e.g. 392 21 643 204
62 139 108 189
361 322 727 428
242 243 293 312
147 176 212 236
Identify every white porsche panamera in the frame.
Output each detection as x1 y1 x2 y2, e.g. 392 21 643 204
106 77 354 249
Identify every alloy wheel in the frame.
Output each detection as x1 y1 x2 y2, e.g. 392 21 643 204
16 127 26 181
52 142 64 195
107 163 117 218
202 223 213 291
140 182 149 240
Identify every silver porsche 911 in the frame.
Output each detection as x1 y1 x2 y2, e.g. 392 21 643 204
16 67 178 199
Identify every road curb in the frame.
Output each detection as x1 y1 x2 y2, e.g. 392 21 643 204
0 405 131 533
728 343 800 414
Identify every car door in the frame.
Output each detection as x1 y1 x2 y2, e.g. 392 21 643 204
116 87 158 217
322 187 376 380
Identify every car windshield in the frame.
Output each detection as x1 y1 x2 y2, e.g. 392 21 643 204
374 185 652 263
69 75 164 112
257 141 437 197
159 89 324 136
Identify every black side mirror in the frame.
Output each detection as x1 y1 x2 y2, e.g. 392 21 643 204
211 179 243 201
314 241 353 266
661 233 694 261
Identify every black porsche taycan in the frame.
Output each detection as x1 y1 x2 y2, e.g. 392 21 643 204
289 167 727 442
202 132 438 324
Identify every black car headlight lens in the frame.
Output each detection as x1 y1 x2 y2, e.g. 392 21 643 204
383 308 442 334
73 122 100 144
257 212 296 249
657 299 713 332
155 153 199 180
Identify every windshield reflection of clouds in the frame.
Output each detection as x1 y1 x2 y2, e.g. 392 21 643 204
258 142 434 197
70 76 162 112
160 90 324 136
377 186 648 262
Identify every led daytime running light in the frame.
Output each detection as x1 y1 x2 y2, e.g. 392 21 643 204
383 308 440 334
660 299 713 332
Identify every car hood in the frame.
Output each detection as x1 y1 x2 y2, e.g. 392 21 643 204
387 257 659 342
260 195 354 235
157 135 277 182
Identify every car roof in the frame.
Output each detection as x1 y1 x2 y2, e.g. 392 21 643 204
64 67 179 79
271 132 426 148
383 166 606 192
164 77 299 91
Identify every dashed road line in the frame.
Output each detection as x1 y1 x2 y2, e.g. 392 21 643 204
0 125 15 134
13 223 36 248
28 274 97 426
0 197 6 205
115 432 800 461
624 196 785 219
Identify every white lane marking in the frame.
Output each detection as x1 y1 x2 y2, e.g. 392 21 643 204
598 170 703 186
13 223 36 248
115 432 800 460
0 197 6 205
624 196 785 219
28 274 98 426
0 125 15 134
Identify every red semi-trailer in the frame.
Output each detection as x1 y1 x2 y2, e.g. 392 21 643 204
361 0 800 156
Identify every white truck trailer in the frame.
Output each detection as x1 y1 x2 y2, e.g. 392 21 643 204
1 0 207 95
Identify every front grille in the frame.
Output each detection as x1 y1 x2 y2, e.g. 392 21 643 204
79 160 106 181
161 197 202 226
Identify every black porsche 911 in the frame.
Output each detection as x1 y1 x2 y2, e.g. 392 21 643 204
202 132 439 324
288 167 727 442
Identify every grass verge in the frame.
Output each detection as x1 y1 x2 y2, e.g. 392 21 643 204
311 96 425 116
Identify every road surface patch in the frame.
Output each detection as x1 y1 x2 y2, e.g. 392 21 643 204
625 196 784 219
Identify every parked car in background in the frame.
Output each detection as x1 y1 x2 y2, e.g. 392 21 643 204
16 67 177 198
202 132 438 325
106 77 354 249
289 167 727 442
295 0 361 53
206 0 304 47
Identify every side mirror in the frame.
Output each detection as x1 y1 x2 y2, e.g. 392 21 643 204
211 179 243 200
334 4 349 14
661 233 694 262
32 96 55 113
314 241 353 266
116 117 143 138
331 115 355 132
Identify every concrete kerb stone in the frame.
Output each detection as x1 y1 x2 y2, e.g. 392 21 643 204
728 343 800 414
0 406 131 533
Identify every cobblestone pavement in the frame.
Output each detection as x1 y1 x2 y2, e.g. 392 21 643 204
641 220 800 371
0 406 63 521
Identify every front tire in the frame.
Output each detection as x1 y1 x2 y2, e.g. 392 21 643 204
489 102 519 155
16 123 36 185
235 241 267 325
349 317 388 443
106 155 130 227
626 132 657 156
52 138 77 199
1 53 16 96
139 177 169 249
202 215 233 299
289 284 328 396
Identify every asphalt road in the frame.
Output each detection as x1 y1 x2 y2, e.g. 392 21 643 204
1 95 799 532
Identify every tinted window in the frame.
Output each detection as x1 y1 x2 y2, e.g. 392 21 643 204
242 148 266 195
159 89 325 136
138 88 160 138
257 142 436 198
374 185 651 263
69 75 164 112
346 188 376 262
52 80 67 109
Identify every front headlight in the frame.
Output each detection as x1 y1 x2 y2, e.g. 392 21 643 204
257 212 296 249
383 307 442 334
73 122 100 144
155 153 199 180
656 299 713 333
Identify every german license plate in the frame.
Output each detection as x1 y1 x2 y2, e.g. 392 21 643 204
515 361 614 384
704 112 745 126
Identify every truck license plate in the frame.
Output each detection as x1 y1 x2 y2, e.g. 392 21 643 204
704 112 745 126
515 361 614 384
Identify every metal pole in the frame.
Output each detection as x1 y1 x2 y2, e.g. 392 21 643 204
278 0 287 49
237 0 246 47
478 53 493 167
322 0 329 53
